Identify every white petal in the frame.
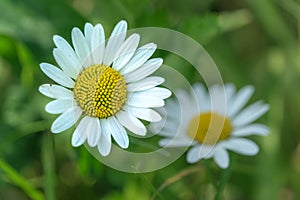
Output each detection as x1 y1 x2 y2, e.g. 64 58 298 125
40 63 75 88
71 115 101 147
223 138 259 155
113 34 140 70
39 84 73 99
186 146 202 163
84 23 94 50
124 58 163 83
53 35 79 65
186 144 215 163
91 24 105 65
51 106 82 133
116 110 146 136
159 137 194 147
123 105 162 122
138 87 172 100
45 99 75 114
107 116 129 148
71 116 90 147
225 83 236 102
97 119 112 156
120 43 157 75
84 117 100 147
72 27 92 68
232 124 269 136
228 85 254 117
209 85 226 115
103 20 127 66
176 89 198 117
213 148 229 169
53 48 80 79
233 101 269 126
126 92 164 108
192 83 210 112
127 76 164 92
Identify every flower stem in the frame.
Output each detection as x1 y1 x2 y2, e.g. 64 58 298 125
214 155 235 200
214 166 231 200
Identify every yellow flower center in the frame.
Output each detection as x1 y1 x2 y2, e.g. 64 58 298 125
187 112 232 145
73 64 127 118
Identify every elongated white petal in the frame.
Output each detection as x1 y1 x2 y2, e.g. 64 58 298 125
209 85 226 115
84 23 94 50
192 83 210 112
223 138 259 155
51 106 82 133
159 137 194 147
176 89 198 117
72 116 100 147
113 34 140 70
53 48 80 79
91 24 105 65
71 116 90 147
228 85 254 117
116 110 146 136
233 101 269 126
224 83 236 103
127 76 164 92
39 84 73 99
232 124 269 136
107 116 129 148
53 35 80 70
126 93 164 108
135 87 171 100
123 105 162 122
72 27 92 68
87 118 101 147
103 20 127 66
213 148 229 169
97 119 112 156
45 99 75 114
120 43 157 75
186 146 202 163
124 58 163 83
40 63 75 88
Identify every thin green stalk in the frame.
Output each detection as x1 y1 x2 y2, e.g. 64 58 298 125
42 132 56 200
140 172 164 200
214 156 235 200
150 164 203 200
203 160 218 188
0 157 45 200
214 166 232 200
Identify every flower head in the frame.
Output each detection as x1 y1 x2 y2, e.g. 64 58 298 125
39 20 171 156
151 83 269 168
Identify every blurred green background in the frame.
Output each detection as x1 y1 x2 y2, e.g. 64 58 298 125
0 0 299 199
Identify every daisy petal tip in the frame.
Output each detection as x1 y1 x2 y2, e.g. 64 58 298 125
50 124 61 134
152 114 162 122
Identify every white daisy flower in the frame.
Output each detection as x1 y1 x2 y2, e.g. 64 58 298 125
151 83 269 169
39 20 171 156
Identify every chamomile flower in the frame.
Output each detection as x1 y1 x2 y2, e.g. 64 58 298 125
151 83 269 168
39 20 171 156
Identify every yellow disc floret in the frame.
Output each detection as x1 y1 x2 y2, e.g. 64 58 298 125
73 64 127 118
188 112 232 145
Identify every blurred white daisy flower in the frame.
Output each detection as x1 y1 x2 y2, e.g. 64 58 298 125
39 20 171 156
151 83 269 169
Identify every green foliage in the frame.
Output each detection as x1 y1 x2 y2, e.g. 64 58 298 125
0 0 299 199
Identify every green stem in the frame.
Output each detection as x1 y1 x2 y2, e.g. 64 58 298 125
214 166 232 200
0 157 45 200
214 155 235 200
42 132 56 200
